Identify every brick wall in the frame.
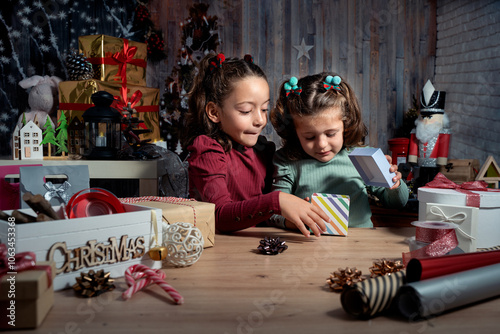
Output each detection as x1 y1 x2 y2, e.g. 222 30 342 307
434 0 500 167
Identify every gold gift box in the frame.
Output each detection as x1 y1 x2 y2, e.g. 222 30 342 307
58 79 160 142
79 34 147 86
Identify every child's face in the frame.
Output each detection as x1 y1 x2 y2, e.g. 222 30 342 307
293 107 344 162
214 76 270 147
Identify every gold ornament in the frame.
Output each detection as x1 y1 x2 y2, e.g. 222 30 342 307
326 267 366 292
369 259 404 278
148 246 168 261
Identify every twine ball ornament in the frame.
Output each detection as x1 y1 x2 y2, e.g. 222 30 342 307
162 222 204 267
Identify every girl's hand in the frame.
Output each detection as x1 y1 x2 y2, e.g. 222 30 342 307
278 192 329 238
386 155 402 189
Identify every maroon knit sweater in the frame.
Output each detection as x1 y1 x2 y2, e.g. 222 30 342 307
187 135 280 232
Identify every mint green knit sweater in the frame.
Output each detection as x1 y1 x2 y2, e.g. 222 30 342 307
272 147 409 228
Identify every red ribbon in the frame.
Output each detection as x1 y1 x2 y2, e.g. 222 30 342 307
285 88 302 96
423 172 500 207
112 89 148 130
113 88 143 113
323 83 341 91
111 39 147 84
402 222 459 266
0 243 52 287
87 39 147 78
58 102 94 111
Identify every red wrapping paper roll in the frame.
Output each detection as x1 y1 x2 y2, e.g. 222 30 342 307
406 249 500 282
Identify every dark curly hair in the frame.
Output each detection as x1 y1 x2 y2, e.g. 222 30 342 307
182 53 267 152
270 72 367 160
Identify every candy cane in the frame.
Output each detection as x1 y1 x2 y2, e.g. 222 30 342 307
122 264 184 304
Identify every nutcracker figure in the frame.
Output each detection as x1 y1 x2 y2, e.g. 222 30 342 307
408 80 451 187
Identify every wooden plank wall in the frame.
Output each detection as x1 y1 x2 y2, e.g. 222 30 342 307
149 0 436 153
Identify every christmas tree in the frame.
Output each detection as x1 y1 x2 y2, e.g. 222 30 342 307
161 3 220 160
40 116 59 157
132 0 167 63
55 112 69 155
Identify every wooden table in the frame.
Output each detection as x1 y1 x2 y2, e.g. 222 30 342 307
10 227 500 334
0 159 164 196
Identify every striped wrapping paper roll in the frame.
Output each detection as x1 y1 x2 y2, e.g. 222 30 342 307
341 271 406 319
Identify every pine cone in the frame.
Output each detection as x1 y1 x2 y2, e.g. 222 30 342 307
72 269 115 298
257 236 288 255
326 267 366 292
369 259 404 278
66 48 93 81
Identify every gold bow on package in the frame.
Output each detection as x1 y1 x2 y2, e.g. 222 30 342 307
58 79 160 142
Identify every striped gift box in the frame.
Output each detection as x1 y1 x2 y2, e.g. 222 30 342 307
311 193 350 236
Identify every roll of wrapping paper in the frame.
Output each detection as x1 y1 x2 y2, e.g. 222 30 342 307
402 221 459 266
397 262 500 319
340 271 406 319
406 249 500 282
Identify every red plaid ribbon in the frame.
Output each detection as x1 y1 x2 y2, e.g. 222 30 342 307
0 244 53 287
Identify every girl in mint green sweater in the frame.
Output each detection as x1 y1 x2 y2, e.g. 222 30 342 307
270 73 408 228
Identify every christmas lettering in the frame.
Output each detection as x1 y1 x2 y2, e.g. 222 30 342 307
47 235 146 274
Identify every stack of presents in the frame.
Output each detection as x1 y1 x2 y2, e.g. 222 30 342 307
60 34 161 157
1 35 216 329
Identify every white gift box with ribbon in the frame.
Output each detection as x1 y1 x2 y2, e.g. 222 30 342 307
418 187 500 249
421 202 478 252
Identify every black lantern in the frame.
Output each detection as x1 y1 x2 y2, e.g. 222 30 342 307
82 91 122 159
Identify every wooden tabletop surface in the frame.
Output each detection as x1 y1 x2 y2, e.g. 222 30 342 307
10 227 500 334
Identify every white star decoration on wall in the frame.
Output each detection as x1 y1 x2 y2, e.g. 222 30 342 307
293 38 314 60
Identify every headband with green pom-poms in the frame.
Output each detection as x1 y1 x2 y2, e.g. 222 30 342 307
284 76 302 97
323 75 341 91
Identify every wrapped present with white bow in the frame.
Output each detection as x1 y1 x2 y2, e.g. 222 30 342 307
421 202 478 252
418 181 500 250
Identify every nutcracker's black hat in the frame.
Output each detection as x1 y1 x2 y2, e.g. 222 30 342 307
420 80 446 115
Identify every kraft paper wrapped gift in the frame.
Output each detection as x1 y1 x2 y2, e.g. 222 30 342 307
0 261 56 329
79 34 147 86
418 187 500 248
120 197 215 248
58 79 160 142
421 202 479 252
311 193 350 236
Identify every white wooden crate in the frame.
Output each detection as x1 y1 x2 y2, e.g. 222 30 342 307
0 204 162 291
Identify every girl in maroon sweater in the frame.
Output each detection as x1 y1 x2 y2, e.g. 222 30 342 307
183 54 329 237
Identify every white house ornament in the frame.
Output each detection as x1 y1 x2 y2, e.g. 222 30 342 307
162 222 204 267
